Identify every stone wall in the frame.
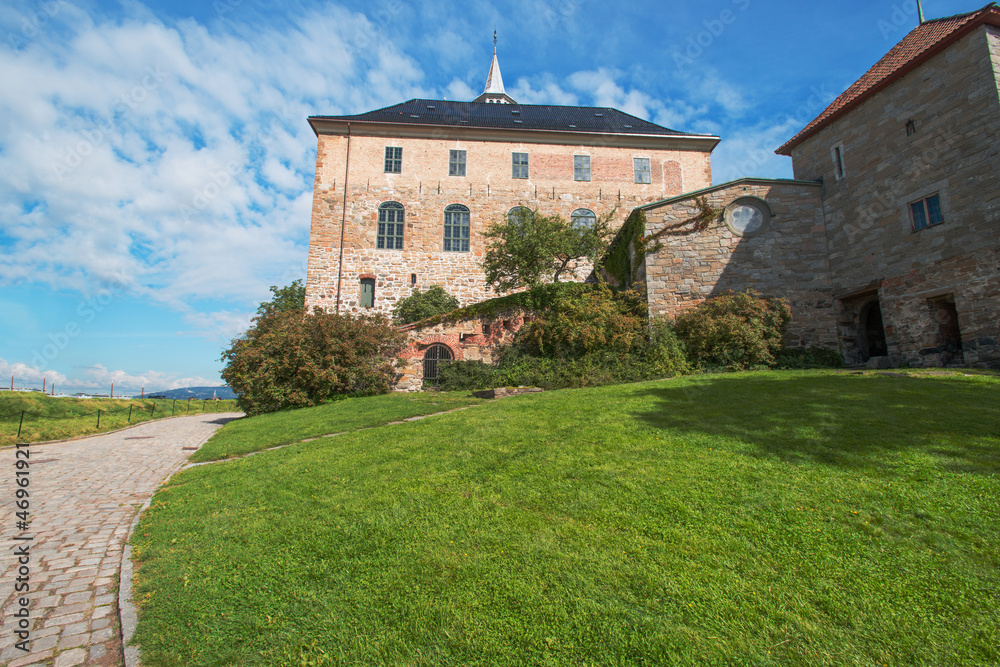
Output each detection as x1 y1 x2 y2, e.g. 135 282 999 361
305 131 714 317
788 24 1000 366
640 179 838 349
394 308 530 391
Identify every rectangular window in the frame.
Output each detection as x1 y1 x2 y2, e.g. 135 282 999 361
444 205 470 252
574 155 591 182
449 150 466 177
910 194 944 231
360 278 375 308
384 147 402 173
831 144 846 181
633 157 651 184
512 152 529 179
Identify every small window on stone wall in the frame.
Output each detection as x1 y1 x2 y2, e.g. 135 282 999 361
831 143 846 181
724 197 771 237
360 278 375 308
910 194 943 231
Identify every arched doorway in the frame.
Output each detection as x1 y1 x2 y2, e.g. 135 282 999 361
859 300 888 360
422 344 453 385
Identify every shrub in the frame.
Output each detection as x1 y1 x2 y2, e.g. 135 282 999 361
775 346 845 369
221 309 405 416
392 285 460 324
673 290 792 370
515 283 646 358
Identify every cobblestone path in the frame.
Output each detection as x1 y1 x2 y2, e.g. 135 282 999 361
0 413 242 667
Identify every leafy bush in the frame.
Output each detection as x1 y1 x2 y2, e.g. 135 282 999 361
673 290 792 370
221 309 405 416
515 283 646 358
392 285 460 324
775 346 845 369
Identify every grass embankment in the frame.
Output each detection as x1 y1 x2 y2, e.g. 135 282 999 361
0 392 238 447
132 370 1000 666
190 390 486 462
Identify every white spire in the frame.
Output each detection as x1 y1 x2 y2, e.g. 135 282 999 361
474 29 516 104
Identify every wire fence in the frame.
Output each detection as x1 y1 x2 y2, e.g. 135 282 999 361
0 398 239 444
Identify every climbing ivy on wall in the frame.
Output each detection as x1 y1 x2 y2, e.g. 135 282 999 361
602 197 721 287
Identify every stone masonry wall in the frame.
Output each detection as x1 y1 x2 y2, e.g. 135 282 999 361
306 131 713 317
394 308 530 391
641 180 838 349
789 24 1000 366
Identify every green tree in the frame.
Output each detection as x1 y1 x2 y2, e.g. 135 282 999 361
392 285 460 324
257 279 306 316
221 308 405 416
481 208 614 292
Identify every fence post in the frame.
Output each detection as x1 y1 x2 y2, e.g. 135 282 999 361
201 400 205 413
17 411 25 439
128 404 133 424
151 404 155 418
97 410 101 429
172 399 175 415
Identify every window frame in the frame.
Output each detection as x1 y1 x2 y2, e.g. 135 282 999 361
512 152 529 179
359 278 375 309
831 143 846 181
574 155 591 182
571 208 597 230
909 193 944 232
384 146 402 174
443 204 470 252
633 157 651 184
449 149 466 177
376 201 405 250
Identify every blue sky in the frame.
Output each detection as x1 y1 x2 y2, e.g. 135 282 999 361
0 0 985 395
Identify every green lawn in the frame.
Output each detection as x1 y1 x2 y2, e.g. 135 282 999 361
131 370 1000 666
0 392 238 447
190 390 486 462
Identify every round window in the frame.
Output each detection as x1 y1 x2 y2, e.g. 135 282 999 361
724 197 771 237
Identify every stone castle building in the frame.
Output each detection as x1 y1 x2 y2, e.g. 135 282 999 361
625 3 999 369
306 4 1000 386
303 40 719 317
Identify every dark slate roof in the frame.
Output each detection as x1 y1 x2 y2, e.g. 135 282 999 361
310 99 708 137
777 3 1000 155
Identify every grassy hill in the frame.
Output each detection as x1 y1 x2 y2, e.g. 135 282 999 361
131 370 999 666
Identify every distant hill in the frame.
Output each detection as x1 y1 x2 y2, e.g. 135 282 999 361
144 386 237 400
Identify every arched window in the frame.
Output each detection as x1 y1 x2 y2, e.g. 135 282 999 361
507 206 532 224
377 202 404 249
444 204 470 252
571 208 597 229
422 344 453 384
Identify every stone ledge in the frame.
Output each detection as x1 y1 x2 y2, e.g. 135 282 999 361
472 387 544 399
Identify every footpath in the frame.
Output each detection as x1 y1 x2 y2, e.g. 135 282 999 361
0 412 241 667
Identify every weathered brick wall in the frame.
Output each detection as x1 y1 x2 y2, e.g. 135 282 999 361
394 308 530 391
789 24 1000 366
306 132 713 316
641 180 838 349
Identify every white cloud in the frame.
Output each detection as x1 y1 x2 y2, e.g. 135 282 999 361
75 364 214 393
0 2 430 315
0 357 67 388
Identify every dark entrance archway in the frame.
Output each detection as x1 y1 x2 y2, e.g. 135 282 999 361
859 300 888 360
422 344 453 385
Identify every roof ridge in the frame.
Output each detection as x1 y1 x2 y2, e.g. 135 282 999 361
776 2 1000 155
